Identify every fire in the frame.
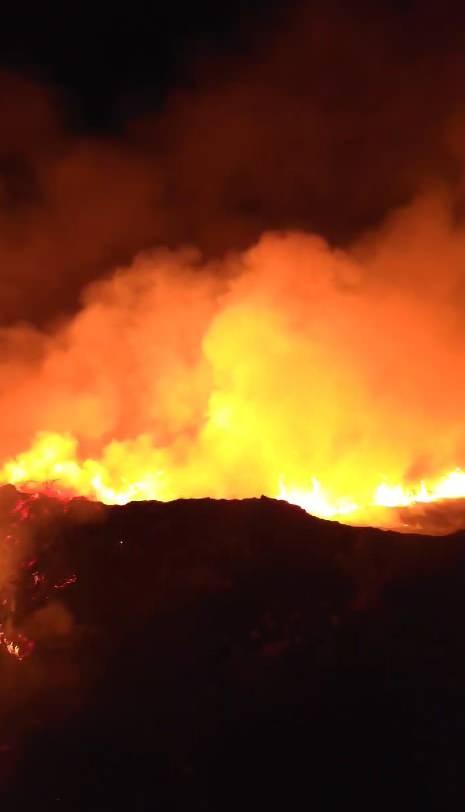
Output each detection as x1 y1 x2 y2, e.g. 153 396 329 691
280 468 465 522
278 479 358 519
0 631 34 662
2 203 465 530
2 430 465 526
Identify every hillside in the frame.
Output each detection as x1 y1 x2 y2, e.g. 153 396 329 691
1 489 465 808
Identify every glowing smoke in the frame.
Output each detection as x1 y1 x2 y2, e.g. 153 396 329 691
1 191 465 524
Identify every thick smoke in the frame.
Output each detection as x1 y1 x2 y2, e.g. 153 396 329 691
1 4 465 517
2 4 465 326
0 74 164 325
1 190 465 516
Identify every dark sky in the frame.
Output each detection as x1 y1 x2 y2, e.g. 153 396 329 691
0 1 448 129
0 2 285 129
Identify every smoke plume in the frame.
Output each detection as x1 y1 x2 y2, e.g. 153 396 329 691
1 3 465 522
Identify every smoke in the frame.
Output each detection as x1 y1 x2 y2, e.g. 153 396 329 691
2 3 465 327
1 3 465 517
0 187 465 517
0 73 164 325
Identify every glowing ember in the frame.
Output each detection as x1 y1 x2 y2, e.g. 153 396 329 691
0 631 34 662
0 491 81 665
53 574 77 591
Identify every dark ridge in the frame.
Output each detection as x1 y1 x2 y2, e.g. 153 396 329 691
1 487 465 808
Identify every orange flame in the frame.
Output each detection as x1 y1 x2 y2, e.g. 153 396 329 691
1 203 465 529
2 430 465 526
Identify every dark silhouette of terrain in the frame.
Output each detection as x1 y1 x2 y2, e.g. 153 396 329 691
1 487 465 809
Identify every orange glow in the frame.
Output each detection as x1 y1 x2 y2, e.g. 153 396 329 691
2 430 465 525
2 198 465 530
0 631 34 662
280 468 465 522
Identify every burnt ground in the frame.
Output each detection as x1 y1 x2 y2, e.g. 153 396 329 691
1 488 465 808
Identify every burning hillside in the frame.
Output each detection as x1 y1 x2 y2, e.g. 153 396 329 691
4 1 465 806
1 198 465 530
1 6 465 533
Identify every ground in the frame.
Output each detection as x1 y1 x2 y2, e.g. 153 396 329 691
1 490 465 808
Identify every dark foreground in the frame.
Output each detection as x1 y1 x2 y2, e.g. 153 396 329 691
1 487 465 809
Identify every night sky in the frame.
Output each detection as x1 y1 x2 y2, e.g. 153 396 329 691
0 2 282 129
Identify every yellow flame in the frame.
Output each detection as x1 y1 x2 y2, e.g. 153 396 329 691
281 468 465 521
2 430 465 526
278 478 358 519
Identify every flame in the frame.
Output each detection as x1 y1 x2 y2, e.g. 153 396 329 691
0 631 34 662
1 430 465 526
2 215 465 530
280 468 465 522
278 479 358 519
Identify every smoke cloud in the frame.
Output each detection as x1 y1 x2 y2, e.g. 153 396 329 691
1 3 465 326
1 188 465 519
1 3 465 521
